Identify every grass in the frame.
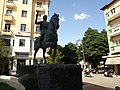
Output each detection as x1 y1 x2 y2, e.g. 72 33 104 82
0 82 16 90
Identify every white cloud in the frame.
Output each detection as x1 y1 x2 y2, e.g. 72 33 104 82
60 16 66 22
74 13 90 20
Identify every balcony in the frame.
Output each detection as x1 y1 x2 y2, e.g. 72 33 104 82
15 53 29 59
109 24 120 37
111 45 120 54
6 1 16 9
2 29 14 36
107 5 120 21
35 6 45 12
4 14 15 22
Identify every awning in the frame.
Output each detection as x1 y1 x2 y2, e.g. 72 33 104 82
106 57 120 65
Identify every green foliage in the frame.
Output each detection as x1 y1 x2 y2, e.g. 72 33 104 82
47 49 64 64
61 42 78 64
82 28 109 68
0 39 13 74
0 39 11 58
47 45 64 64
47 43 79 64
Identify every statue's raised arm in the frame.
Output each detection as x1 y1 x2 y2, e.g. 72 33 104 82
35 11 40 24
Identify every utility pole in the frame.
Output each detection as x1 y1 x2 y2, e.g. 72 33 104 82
0 0 5 35
76 39 87 72
81 40 86 63
76 39 86 63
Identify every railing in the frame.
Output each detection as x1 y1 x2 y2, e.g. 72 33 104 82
111 45 120 53
6 1 14 3
6 0 16 8
3 29 10 32
2 29 15 36
35 5 45 11
4 14 15 21
109 24 120 36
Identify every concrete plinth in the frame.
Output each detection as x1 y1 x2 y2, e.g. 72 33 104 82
18 64 83 90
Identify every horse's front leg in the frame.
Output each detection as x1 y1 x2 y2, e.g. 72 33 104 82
43 48 47 64
33 48 39 65
52 46 57 64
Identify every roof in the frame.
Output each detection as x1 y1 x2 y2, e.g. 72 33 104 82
100 0 116 10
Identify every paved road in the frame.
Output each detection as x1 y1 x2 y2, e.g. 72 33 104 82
83 73 120 90
84 83 113 90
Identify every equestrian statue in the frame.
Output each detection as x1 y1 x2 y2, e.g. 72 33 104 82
33 11 60 64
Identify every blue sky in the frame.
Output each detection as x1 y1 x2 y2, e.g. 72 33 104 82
49 0 112 46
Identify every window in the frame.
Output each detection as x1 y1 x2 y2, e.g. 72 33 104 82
3 39 10 46
6 10 12 15
13 39 15 46
36 2 42 7
38 13 41 19
22 0 28 4
119 40 120 45
20 24 26 31
8 0 13 1
111 8 115 14
4 24 11 32
8 0 13 3
19 39 25 46
21 10 27 17
115 41 119 46
36 26 40 33
106 13 109 18
30 40 32 52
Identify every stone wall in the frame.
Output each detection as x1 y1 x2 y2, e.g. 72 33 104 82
18 64 83 90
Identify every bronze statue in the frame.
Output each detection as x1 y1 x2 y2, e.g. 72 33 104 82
35 11 49 45
34 11 59 64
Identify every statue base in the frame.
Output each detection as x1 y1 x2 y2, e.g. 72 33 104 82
18 64 83 90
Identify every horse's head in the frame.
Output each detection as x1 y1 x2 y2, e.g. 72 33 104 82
50 13 60 30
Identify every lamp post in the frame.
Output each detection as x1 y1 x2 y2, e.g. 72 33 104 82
0 0 5 34
76 39 86 63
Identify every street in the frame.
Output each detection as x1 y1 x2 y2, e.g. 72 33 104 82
83 73 120 90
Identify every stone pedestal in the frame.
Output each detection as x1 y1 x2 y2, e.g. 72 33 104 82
18 64 83 90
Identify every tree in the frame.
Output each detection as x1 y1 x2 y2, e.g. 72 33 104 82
82 28 109 68
61 42 78 64
0 39 12 75
47 45 64 64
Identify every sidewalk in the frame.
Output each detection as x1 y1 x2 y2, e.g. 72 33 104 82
84 83 113 90
83 73 120 90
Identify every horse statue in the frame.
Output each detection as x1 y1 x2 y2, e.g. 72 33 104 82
33 13 60 64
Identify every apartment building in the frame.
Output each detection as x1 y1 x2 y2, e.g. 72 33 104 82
101 0 120 75
0 0 50 74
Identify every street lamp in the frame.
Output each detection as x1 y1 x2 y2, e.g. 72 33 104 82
76 39 86 64
0 0 5 34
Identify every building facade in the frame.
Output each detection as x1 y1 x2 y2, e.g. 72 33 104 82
101 0 120 75
0 0 50 74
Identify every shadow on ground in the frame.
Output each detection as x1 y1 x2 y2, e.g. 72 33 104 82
83 82 113 90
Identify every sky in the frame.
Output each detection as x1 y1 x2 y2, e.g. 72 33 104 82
48 0 112 46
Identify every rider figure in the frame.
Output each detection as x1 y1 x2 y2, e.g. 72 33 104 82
35 11 49 45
